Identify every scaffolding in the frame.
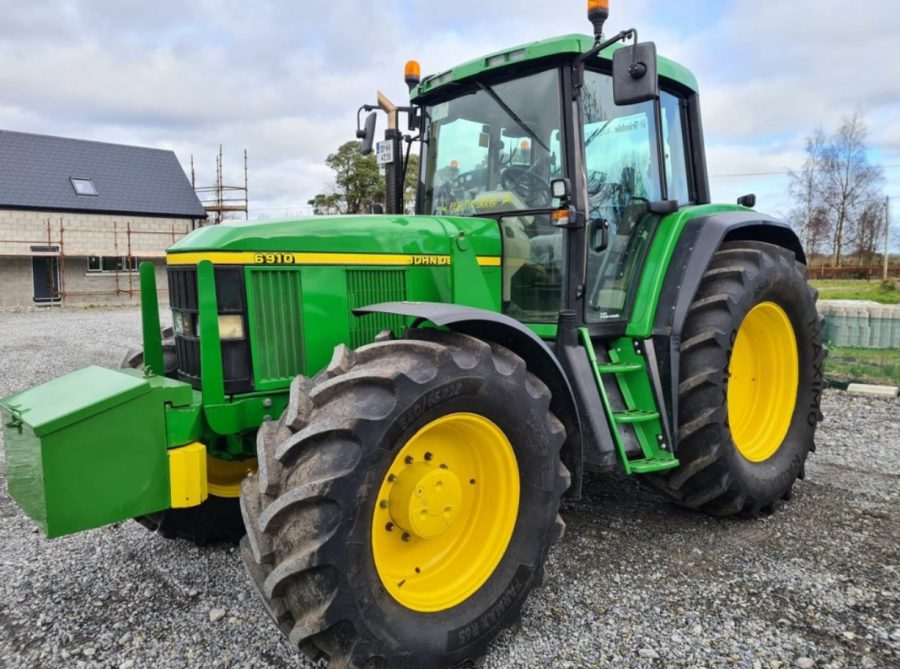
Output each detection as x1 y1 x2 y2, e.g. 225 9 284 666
192 146 249 224
0 218 191 303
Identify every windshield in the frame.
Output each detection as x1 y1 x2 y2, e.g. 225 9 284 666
420 68 565 217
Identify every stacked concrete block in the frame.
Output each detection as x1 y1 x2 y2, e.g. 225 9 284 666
0 210 193 258
818 300 900 349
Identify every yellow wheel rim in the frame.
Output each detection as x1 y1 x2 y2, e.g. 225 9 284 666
727 301 799 462
207 454 257 498
371 413 520 612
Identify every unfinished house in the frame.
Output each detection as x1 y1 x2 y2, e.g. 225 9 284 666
0 130 207 308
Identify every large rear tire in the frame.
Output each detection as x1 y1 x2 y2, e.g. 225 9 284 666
122 333 251 545
240 330 569 669
650 241 825 516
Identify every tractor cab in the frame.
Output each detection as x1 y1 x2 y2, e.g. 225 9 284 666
361 10 708 337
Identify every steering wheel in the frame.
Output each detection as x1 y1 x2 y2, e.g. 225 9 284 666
435 171 478 213
500 166 550 208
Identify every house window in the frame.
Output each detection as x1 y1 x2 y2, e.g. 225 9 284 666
87 256 140 273
71 177 98 196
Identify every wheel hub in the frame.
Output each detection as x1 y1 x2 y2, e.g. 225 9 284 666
727 301 799 462
371 412 520 612
389 463 463 539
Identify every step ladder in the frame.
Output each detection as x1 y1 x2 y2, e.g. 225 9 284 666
579 328 679 475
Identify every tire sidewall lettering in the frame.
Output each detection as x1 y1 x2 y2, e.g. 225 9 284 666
341 357 560 664
723 252 821 495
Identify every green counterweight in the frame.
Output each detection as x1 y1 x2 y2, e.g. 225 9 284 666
0 367 181 537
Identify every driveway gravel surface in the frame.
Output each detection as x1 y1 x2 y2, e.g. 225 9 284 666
0 307 897 669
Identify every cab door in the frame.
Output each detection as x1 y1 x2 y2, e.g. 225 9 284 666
579 69 696 331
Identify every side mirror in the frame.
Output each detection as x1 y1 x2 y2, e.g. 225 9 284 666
371 203 385 215
357 112 377 156
737 193 757 208
649 199 679 215
408 107 422 133
590 218 609 252
612 42 659 105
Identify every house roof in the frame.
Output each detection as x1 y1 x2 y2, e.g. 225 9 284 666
0 130 207 219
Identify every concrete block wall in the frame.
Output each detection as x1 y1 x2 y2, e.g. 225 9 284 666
0 209 195 257
0 256 170 309
59 257 170 308
0 256 37 308
819 300 900 349
0 208 195 308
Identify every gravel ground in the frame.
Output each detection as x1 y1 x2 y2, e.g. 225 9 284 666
0 307 898 669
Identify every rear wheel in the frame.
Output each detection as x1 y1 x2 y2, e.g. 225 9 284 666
240 330 569 668
122 334 253 544
650 241 825 516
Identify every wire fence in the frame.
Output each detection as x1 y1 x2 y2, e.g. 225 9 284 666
824 346 900 386
818 296 900 386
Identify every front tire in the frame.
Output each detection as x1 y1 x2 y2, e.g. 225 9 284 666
651 241 825 516
240 330 569 668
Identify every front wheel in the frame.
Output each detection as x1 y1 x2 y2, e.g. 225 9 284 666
240 330 569 669
650 241 826 516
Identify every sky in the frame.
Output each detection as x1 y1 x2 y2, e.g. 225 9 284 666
1 0 899 247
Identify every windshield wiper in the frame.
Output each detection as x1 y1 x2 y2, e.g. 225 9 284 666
475 81 550 153
585 119 614 148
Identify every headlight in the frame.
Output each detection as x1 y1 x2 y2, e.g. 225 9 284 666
218 314 245 341
173 310 193 336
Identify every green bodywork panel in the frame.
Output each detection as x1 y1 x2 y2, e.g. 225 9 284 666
168 214 502 258
169 215 504 398
627 204 748 338
0 366 180 537
413 33 699 101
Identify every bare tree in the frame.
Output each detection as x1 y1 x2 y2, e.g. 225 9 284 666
806 206 832 262
789 112 884 267
850 198 884 263
788 129 828 258
820 112 884 266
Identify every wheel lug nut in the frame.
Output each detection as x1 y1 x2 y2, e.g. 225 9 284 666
380 500 388 509
387 473 396 483
424 452 433 461
386 522 394 532
401 533 411 542
439 463 448 469
404 456 414 465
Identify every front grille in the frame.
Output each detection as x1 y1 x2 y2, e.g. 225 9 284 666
346 269 408 348
168 266 198 313
167 267 201 382
166 266 253 395
247 269 305 386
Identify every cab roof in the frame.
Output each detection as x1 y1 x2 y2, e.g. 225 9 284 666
412 33 698 102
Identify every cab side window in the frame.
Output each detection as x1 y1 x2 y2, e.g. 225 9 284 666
660 91 694 205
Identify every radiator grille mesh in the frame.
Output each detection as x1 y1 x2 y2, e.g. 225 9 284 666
346 270 408 348
248 269 305 384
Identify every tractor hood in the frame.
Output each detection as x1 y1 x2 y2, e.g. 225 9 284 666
168 214 502 259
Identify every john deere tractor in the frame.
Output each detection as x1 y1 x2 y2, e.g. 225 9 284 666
0 3 825 667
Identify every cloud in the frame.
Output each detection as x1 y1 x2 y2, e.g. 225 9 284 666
0 0 896 227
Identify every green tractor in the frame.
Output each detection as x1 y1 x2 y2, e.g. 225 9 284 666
1 2 825 667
